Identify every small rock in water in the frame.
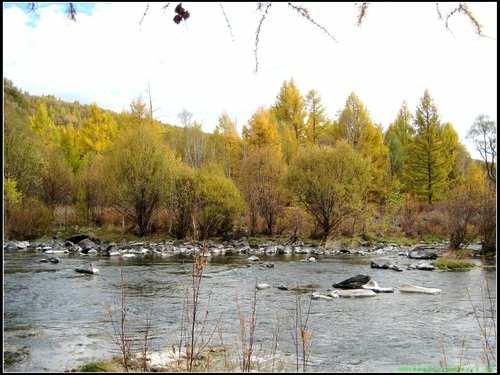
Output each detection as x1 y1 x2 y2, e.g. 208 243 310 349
275 284 288 290
256 283 271 290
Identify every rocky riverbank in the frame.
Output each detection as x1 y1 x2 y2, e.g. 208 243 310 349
3 233 452 260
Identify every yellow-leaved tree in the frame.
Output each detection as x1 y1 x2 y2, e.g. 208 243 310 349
237 145 287 235
333 92 389 202
242 106 281 153
212 111 243 180
284 141 370 238
100 112 179 236
195 164 246 239
78 103 118 156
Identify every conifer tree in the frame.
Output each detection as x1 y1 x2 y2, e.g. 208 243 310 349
305 89 329 145
403 89 454 204
273 78 307 143
384 100 415 183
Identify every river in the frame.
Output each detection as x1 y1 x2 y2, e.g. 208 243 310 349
3 247 497 373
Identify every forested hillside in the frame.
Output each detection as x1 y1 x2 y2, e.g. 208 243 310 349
3 78 496 254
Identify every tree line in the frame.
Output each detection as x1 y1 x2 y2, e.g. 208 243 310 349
3 77 496 253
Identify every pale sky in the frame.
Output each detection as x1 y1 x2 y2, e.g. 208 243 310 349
3 2 497 159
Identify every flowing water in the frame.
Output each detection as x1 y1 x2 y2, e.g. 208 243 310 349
3 249 497 373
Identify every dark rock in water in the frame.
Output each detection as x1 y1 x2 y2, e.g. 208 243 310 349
261 262 275 268
78 239 97 253
408 247 438 260
333 274 371 289
276 284 288 290
66 233 101 245
66 234 90 244
75 262 99 275
371 259 403 272
39 256 60 263
370 259 391 269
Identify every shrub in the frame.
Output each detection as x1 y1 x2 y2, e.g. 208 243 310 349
7 196 52 240
76 359 121 372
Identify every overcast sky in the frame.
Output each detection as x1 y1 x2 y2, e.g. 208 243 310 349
3 2 497 158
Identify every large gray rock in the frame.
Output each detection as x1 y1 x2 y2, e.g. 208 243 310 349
370 259 403 272
75 262 100 275
399 284 441 294
78 239 97 252
333 274 371 289
408 247 438 260
4 242 19 251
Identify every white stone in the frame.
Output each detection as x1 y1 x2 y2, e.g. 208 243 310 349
399 284 442 294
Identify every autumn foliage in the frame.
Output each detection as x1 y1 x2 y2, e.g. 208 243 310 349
2 78 496 254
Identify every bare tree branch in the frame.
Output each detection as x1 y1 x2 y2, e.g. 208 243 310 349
23 2 493 71
219 3 235 42
355 2 369 26
435 2 443 21
288 3 338 42
255 2 272 73
438 2 486 38
161 2 170 13
139 2 150 30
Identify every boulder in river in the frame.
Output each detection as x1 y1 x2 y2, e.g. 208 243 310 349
407 247 438 260
75 262 99 275
399 284 441 294
275 284 289 290
333 274 371 289
370 259 403 272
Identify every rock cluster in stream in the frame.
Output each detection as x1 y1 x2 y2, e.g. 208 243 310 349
3 234 446 261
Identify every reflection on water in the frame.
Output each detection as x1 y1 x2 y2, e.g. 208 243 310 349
3 250 496 373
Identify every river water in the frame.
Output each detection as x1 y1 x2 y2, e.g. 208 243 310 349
3 248 497 373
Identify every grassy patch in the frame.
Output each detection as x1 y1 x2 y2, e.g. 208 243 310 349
432 257 476 271
75 359 122 372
